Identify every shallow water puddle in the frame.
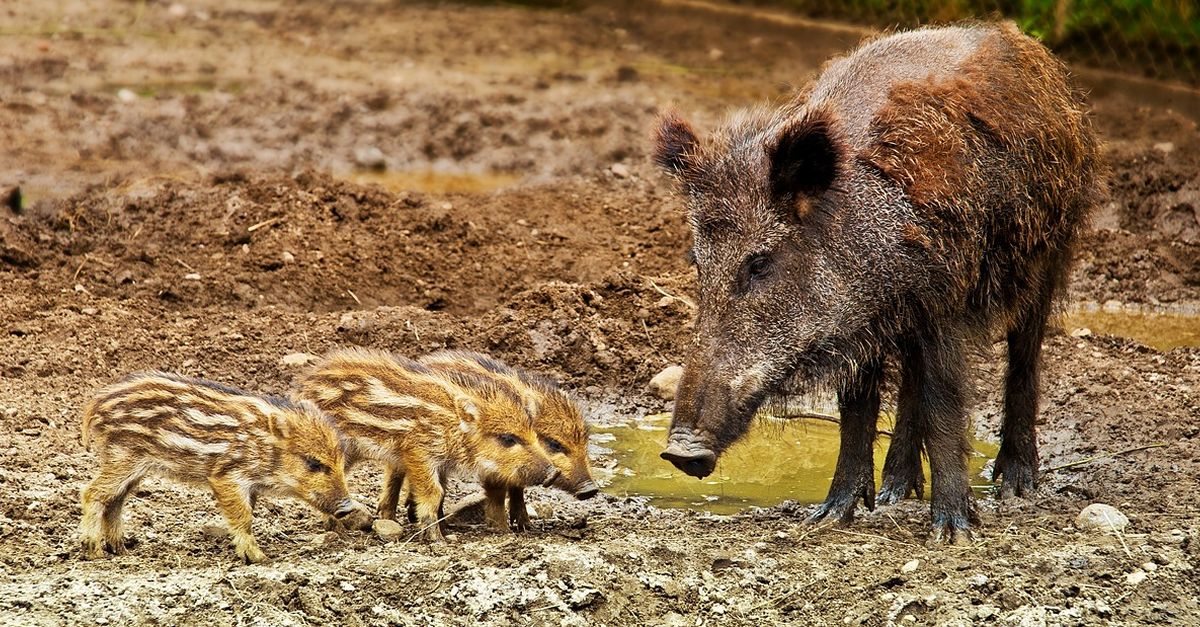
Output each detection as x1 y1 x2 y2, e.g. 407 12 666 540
1062 309 1199 351
599 413 998 515
345 170 521 194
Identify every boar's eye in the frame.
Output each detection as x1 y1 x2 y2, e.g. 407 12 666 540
496 433 521 448
541 436 567 454
304 456 330 474
744 253 773 283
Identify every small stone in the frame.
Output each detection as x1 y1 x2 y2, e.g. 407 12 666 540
708 48 724 61
339 580 356 592
900 559 920 573
353 146 387 170
1125 570 1147 586
372 518 403 541
649 365 684 401
967 574 989 588
1070 327 1092 338
1153 142 1174 154
902 615 916 623
117 88 138 103
1077 503 1129 532
533 502 554 520
1142 561 1158 572
200 524 228 540
281 251 295 264
280 352 318 368
610 163 630 178
183 273 201 281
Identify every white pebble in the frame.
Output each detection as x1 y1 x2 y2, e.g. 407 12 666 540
1077 503 1129 532
900 559 919 574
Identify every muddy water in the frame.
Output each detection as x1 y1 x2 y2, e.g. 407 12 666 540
598 413 999 515
345 170 521 194
1063 309 1200 351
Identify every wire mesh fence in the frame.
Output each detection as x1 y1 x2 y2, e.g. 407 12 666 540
748 0 1200 87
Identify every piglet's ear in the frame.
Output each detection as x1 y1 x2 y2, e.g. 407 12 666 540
267 412 291 440
653 112 699 175
767 109 840 199
455 397 481 423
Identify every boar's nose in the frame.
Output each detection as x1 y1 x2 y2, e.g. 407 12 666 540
660 446 717 479
573 480 599 500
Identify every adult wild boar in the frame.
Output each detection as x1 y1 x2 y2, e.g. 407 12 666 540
655 22 1102 543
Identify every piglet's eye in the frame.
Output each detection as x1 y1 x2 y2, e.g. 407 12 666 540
497 434 521 448
541 436 567 454
304 456 329 474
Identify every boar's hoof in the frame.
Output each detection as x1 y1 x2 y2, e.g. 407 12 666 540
992 449 1038 500
806 488 873 526
928 511 977 547
660 447 717 479
878 468 925 505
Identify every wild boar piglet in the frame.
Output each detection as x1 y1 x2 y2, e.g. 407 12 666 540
419 350 596 531
80 372 369 564
298 348 559 541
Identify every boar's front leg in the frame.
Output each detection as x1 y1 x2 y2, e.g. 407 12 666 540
917 329 979 545
807 358 882 525
209 476 268 564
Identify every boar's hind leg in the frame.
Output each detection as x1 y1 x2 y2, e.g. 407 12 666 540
209 476 268 564
994 252 1061 498
919 330 980 545
807 358 883 525
80 459 146 559
878 344 928 504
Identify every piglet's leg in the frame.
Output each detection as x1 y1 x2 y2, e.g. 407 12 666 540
507 487 530 532
80 456 146 559
80 451 145 559
482 483 509 531
400 452 446 542
377 464 406 521
209 476 267 563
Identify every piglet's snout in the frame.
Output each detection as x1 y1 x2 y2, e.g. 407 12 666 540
541 467 562 488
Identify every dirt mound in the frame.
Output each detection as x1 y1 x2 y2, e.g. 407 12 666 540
8 171 691 315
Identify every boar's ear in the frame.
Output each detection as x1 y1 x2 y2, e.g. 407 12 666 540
653 112 699 175
767 109 840 200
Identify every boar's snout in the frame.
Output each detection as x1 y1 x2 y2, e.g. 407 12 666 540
573 479 599 500
661 430 718 479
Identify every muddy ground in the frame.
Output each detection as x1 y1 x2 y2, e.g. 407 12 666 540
1 1 1198 625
